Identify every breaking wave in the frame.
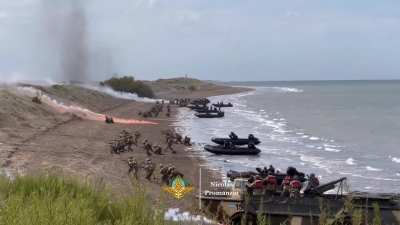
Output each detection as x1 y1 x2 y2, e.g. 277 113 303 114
389 156 400 163
345 158 356 165
270 87 304 93
366 166 383 172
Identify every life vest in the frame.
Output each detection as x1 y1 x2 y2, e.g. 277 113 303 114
266 175 277 186
290 180 302 190
254 180 264 189
283 176 292 186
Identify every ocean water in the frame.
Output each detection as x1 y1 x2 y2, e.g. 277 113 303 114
175 80 400 193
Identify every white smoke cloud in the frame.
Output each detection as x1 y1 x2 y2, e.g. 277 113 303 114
80 84 166 103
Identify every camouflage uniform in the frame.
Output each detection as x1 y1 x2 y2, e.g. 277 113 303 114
134 131 141 146
144 142 153 156
144 159 155 181
153 145 162 155
159 164 170 185
166 138 176 153
183 136 192 146
175 133 183 144
128 157 139 179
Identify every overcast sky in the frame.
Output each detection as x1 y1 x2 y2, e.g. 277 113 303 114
0 0 399 82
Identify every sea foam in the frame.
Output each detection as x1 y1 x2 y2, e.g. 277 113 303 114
345 158 356 165
389 156 400 163
366 166 383 172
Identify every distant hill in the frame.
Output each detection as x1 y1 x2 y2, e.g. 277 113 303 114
142 77 252 99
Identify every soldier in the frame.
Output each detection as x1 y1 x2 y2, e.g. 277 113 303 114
144 159 155 181
176 133 183 144
305 173 320 193
264 172 277 196
128 157 139 179
143 139 149 148
167 165 184 182
164 131 172 143
167 104 171 114
144 141 153 156
153 145 162 155
183 136 192 146
166 138 176 153
159 164 170 185
125 132 134 152
281 175 292 197
134 131 141 145
289 175 302 199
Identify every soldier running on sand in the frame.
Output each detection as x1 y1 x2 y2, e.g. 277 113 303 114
153 145 162 155
144 141 153 156
183 136 192 146
134 131 141 146
166 138 176 154
175 133 183 144
159 164 170 185
128 157 139 179
144 159 155 181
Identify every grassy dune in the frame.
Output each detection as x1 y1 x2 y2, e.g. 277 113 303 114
0 175 173 225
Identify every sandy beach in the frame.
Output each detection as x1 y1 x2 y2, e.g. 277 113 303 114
0 82 251 213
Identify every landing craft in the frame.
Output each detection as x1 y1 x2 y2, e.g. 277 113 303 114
200 176 400 225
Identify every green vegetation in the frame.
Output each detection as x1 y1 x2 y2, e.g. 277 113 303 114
101 76 155 98
372 202 382 225
0 175 173 225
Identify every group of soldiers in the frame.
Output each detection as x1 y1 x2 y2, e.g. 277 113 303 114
171 98 191 106
109 130 141 154
246 165 320 199
139 101 171 118
109 128 191 182
128 157 155 180
142 139 165 156
163 129 192 151
159 164 184 185
172 98 210 107
110 128 192 156
127 156 182 185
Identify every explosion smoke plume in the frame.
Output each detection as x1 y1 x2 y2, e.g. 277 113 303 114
40 0 89 82
18 86 157 125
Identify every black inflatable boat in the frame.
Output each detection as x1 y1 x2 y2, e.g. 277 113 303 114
195 112 224 118
212 103 233 107
204 144 261 155
194 108 220 113
187 105 208 110
211 137 260 146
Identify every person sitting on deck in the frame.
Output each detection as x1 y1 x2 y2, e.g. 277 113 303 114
281 175 292 197
289 175 302 199
229 132 239 140
304 173 320 193
249 175 264 195
267 165 275 174
264 171 277 196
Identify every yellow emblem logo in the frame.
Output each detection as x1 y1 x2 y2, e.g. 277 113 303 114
163 176 193 199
